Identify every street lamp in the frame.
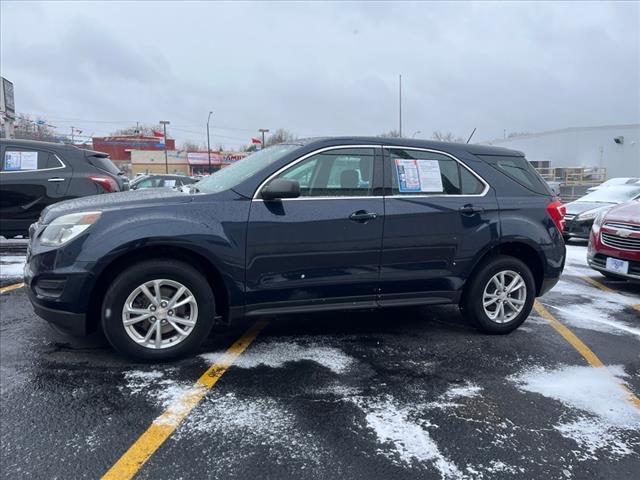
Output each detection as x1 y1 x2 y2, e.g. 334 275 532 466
412 130 421 138
258 128 269 149
206 111 213 175
159 120 170 173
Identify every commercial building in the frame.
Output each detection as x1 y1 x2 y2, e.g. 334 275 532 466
92 136 176 174
130 150 249 176
481 124 640 179
130 150 189 175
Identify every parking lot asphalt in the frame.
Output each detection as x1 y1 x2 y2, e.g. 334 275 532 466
1 243 639 480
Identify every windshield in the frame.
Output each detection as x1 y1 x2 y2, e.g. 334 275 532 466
194 144 301 194
578 186 640 203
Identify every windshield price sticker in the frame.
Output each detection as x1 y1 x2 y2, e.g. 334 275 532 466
395 158 443 193
4 151 38 171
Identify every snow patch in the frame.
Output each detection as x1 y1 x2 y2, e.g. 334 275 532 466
176 392 327 467
542 277 640 337
208 340 355 374
510 364 640 459
354 397 462 478
121 369 193 410
0 255 25 280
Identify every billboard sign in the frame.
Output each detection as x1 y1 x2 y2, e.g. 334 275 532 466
1 77 15 119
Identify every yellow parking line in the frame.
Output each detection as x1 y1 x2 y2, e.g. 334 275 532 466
101 318 269 480
579 276 640 312
580 275 616 293
534 301 640 410
0 282 24 294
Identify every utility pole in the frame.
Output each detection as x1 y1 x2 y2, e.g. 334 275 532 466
70 126 82 144
207 111 213 175
259 128 269 149
159 120 170 173
399 74 402 137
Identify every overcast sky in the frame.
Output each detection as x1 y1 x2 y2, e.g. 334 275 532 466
1 1 639 149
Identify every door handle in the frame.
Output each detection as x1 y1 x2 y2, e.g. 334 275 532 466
349 210 378 222
459 204 484 215
48 178 65 182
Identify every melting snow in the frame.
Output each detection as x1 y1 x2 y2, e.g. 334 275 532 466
543 279 640 337
354 397 462 479
202 339 356 374
510 364 640 459
0 255 25 280
175 392 327 468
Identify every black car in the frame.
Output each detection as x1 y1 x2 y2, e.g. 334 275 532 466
25 137 566 360
0 139 127 237
563 185 640 240
130 174 198 190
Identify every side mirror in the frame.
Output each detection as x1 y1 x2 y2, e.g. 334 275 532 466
261 178 300 200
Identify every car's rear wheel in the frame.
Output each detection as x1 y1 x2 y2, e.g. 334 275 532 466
101 260 215 361
461 255 535 334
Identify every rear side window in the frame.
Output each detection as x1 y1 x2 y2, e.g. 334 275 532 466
87 154 121 175
2 147 63 171
386 148 485 195
478 155 551 195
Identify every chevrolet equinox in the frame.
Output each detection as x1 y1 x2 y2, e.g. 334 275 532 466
25 138 566 360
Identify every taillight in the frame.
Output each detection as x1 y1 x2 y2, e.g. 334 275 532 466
89 176 119 193
546 200 566 232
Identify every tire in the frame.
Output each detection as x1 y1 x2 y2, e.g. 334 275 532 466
101 259 215 361
460 255 536 334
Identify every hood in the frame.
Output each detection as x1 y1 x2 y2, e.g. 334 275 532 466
564 201 614 216
604 201 640 224
40 188 191 224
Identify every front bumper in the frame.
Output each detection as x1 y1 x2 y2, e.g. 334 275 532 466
24 248 96 337
588 253 640 281
564 217 593 239
29 289 89 336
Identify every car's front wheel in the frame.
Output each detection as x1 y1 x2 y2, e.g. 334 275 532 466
101 260 215 361
461 255 535 334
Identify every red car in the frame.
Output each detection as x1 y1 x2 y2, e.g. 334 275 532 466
588 199 640 281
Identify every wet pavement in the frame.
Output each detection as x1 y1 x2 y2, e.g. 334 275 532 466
1 243 639 479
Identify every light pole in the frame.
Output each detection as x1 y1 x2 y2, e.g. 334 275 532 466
398 74 402 137
258 128 269 149
412 130 421 138
206 111 213 175
159 120 170 173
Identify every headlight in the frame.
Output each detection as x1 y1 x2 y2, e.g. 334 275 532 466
576 209 601 221
592 211 606 229
40 211 102 246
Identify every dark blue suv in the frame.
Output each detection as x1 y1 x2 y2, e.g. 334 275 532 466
25 137 566 360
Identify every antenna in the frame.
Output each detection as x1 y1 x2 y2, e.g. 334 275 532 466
466 127 477 144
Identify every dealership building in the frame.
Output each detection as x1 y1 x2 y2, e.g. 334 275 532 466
481 124 640 179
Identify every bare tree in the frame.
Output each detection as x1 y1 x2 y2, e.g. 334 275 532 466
377 129 402 138
13 114 60 141
265 128 296 146
431 131 465 143
507 131 531 138
180 140 203 151
112 124 163 137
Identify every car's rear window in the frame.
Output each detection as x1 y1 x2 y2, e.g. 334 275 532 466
477 154 552 195
87 154 121 175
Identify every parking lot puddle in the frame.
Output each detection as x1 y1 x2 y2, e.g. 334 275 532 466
510 364 640 460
